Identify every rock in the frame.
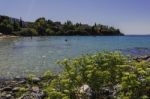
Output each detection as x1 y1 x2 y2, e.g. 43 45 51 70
101 88 113 95
12 87 20 92
5 94 12 98
31 86 46 99
18 94 34 99
32 77 41 83
1 86 12 91
146 58 150 62
134 55 150 62
79 84 92 97
14 77 27 84
14 76 22 81
40 91 47 97
0 92 7 97
32 86 40 93
0 94 14 99
0 33 3 36
18 79 26 84
31 91 46 99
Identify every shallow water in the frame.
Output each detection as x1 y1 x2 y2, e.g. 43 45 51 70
0 36 150 78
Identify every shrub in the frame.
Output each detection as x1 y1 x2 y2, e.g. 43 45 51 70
44 51 150 99
14 28 38 36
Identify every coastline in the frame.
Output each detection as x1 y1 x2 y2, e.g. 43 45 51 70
0 76 48 99
0 35 19 39
0 55 149 98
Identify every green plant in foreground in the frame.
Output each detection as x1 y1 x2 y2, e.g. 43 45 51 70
119 61 150 99
44 51 150 99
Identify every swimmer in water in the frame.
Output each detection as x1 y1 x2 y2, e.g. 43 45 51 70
65 39 68 42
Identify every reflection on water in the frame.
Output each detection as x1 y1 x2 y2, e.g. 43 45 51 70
0 36 150 78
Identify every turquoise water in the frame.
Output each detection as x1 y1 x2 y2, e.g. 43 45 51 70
0 36 150 78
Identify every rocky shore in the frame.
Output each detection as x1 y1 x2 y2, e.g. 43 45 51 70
0 55 149 99
133 55 150 62
0 35 18 39
0 76 48 99
0 33 19 39
0 77 119 99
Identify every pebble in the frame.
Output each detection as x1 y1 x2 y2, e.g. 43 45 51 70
1 86 12 91
32 86 40 93
5 94 12 98
12 87 20 92
18 79 26 84
32 77 41 83
0 77 47 99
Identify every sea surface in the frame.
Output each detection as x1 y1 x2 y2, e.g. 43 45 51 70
0 36 150 78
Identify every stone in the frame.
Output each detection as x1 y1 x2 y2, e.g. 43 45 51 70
1 86 12 91
40 91 47 97
0 33 3 36
31 91 46 99
134 55 150 62
18 79 26 84
32 86 40 93
5 94 12 98
79 84 92 97
14 76 22 81
12 87 20 92
18 94 34 99
32 77 41 83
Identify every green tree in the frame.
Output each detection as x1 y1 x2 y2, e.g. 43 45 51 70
13 20 20 31
19 17 23 28
34 17 47 35
14 28 38 36
0 18 13 34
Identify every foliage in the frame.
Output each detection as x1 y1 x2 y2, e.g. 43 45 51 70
119 61 150 99
13 28 38 36
0 15 124 36
0 16 13 34
13 20 21 31
44 52 150 99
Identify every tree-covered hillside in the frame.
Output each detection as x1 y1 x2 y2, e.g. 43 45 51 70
0 15 124 36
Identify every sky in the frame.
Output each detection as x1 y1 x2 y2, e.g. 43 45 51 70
0 0 150 35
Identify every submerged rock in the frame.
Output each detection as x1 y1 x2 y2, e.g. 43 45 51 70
31 86 46 99
18 94 34 99
32 86 40 93
32 77 41 83
18 79 26 84
5 94 12 98
0 76 48 99
1 86 12 91
12 87 20 92
134 55 150 62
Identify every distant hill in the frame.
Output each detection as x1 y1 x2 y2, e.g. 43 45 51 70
0 15 124 36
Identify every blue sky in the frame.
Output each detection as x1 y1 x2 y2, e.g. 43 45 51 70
0 0 150 34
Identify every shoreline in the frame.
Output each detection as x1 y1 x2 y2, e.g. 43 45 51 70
0 54 149 80
0 54 149 98
0 35 19 39
0 76 48 99
0 55 149 80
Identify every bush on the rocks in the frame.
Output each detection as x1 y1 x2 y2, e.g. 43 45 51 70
44 51 150 99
